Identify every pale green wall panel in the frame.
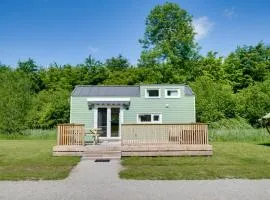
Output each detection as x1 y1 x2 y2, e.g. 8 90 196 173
70 96 94 131
70 85 195 129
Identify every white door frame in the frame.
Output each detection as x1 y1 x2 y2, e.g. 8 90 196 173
93 105 123 139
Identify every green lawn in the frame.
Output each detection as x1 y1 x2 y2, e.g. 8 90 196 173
0 140 80 180
120 142 270 180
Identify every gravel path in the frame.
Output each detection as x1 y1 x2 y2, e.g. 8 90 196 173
1 160 270 200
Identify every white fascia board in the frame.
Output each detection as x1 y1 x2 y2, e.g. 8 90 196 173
87 97 131 102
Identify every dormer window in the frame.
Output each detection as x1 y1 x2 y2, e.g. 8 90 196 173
145 89 160 98
165 89 180 98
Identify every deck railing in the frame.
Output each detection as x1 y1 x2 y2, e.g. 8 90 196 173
121 123 208 146
57 124 85 145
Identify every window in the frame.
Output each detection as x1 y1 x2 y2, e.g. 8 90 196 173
137 113 162 123
145 89 160 98
138 114 151 122
153 114 160 122
165 89 180 98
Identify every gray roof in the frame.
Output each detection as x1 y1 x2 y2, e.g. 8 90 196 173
184 85 194 96
72 86 140 97
72 85 194 97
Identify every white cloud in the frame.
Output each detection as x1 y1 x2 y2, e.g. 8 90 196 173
192 16 214 40
87 46 99 54
224 7 236 19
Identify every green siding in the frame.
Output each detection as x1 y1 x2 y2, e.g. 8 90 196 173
123 85 195 123
70 85 195 129
70 96 94 131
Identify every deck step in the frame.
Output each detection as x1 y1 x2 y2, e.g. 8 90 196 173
82 151 121 159
81 156 120 160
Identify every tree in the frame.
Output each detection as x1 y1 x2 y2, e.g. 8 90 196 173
139 2 198 69
236 78 270 126
189 52 225 81
0 71 31 134
84 55 103 68
17 58 38 73
17 59 43 93
190 76 236 123
105 55 130 71
224 42 270 92
26 89 70 128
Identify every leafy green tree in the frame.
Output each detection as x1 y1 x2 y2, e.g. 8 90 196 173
85 55 103 68
0 64 11 73
190 52 225 81
139 2 198 69
17 58 38 73
0 71 31 134
17 59 43 93
236 78 270 126
224 42 270 92
105 55 130 71
190 76 236 123
27 89 70 128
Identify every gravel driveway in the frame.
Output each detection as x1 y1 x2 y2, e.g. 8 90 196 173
0 160 270 200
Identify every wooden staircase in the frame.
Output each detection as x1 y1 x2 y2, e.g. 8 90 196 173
81 142 121 160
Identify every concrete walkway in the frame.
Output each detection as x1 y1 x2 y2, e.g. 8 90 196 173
1 160 270 200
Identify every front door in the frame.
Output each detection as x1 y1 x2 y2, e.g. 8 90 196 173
97 107 121 138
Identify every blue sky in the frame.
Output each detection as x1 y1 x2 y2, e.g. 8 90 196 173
1 0 270 67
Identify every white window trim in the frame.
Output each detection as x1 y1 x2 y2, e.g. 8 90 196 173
164 88 181 98
145 88 161 98
137 113 162 123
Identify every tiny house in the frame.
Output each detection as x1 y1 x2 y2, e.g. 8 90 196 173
70 84 195 140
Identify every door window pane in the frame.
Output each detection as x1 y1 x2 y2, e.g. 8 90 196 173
98 108 107 137
111 108 120 137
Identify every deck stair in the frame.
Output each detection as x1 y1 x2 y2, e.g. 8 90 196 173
81 141 121 160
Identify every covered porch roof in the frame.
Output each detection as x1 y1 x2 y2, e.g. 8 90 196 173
87 97 130 107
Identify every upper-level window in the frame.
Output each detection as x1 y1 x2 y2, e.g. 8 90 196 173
145 89 160 98
165 89 180 98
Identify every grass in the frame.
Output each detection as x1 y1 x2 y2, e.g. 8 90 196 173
120 141 270 180
1 127 269 180
0 129 57 140
0 140 80 180
209 128 269 142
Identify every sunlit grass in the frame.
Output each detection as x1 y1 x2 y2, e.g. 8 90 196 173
120 142 270 180
0 140 80 180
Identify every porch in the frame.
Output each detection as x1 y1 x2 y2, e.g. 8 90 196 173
53 123 212 157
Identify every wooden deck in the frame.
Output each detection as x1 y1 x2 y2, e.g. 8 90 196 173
53 123 213 157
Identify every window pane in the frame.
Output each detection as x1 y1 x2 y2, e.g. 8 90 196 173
148 90 159 97
139 114 151 122
167 90 178 97
153 115 160 121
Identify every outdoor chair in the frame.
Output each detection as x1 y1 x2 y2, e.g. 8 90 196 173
89 128 101 144
84 133 95 145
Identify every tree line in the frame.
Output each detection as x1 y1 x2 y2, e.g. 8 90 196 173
0 2 269 134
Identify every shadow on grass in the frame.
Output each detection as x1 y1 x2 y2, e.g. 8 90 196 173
258 143 270 147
